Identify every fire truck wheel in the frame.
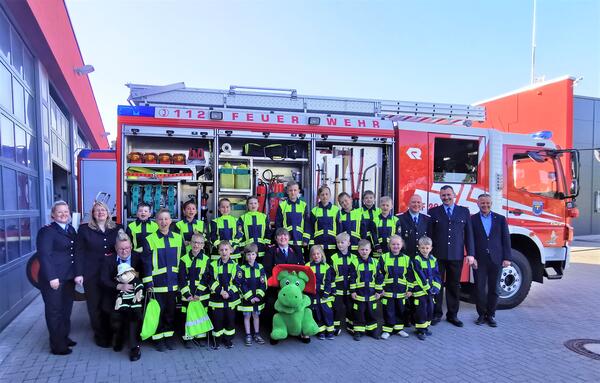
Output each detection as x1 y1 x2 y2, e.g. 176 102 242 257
497 249 532 310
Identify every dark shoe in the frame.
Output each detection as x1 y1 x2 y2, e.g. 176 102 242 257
326 333 335 340
416 331 426 341
165 337 175 350
253 334 265 345
51 348 72 356
334 328 342 336
488 316 497 327
353 333 361 341
67 338 77 347
224 339 233 349
431 316 441 326
113 342 124 352
153 339 165 352
211 339 221 350
245 335 253 346
425 328 433 336
94 337 111 348
475 315 486 325
129 346 141 362
300 336 311 344
318 333 325 340
183 340 194 349
269 338 279 345
447 317 464 327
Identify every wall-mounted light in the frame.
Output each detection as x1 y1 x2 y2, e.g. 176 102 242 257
321 134 328 141
210 111 223 120
308 117 320 125
74 65 95 75
263 132 270 138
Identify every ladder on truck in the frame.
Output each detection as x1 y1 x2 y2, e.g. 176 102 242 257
126 83 486 126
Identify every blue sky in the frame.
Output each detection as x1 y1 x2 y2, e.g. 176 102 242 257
66 0 600 138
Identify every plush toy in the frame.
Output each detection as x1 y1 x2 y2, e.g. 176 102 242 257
115 263 144 311
268 264 319 342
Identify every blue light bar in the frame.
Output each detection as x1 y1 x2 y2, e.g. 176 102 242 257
117 105 156 117
531 130 553 140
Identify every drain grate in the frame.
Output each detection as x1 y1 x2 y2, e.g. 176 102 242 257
564 339 600 360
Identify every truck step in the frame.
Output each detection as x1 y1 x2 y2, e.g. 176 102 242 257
544 262 564 280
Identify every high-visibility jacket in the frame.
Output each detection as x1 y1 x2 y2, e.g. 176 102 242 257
329 251 357 296
373 213 401 255
238 263 267 312
209 215 240 260
379 252 413 299
275 199 311 246
237 211 270 258
141 230 184 293
205 258 242 309
310 202 341 250
412 254 441 296
174 218 205 244
307 261 335 304
361 205 381 244
127 219 159 253
178 249 210 301
350 257 383 302
340 208 376 251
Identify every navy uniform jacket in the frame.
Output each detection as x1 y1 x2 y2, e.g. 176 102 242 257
100 253 143 312
75 223 124 280
263 245 304 277
427 204 475 261
37 222 80 282
471 212 512 266
398 211 431 257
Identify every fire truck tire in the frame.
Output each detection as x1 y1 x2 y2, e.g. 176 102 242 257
497 249 532 310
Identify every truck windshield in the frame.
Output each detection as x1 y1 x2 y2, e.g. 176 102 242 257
512 153 564 199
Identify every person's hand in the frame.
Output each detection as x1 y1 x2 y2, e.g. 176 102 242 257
466 256 475 266
502 260 511 268
50 279 60 290
146 287 153 293
351 292 358 300
406 291 412 298
250 297 260 304
302 241 308 247
375 292 382 300
192 296 201 301
182 295 190 302
221 290 229 300
117 283 133 292
74 276 84 285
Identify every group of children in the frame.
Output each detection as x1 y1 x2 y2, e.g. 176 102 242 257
124 182 441 353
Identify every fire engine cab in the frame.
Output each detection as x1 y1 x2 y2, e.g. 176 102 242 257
80 83 581 309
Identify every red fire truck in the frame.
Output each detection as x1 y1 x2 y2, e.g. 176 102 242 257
80 83 581 309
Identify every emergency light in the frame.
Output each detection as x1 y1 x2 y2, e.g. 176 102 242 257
308 117 320 125
210 111 223 120
531 131 553 140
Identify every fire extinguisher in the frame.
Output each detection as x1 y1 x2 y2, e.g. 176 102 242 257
256 180 267 213
200 184 209 221
263 169 284 225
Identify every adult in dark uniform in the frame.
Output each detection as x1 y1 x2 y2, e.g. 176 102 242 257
427 185 475 327
75 201 123 347
398 194 430 257
37 201 83 355
471 193 511 327
101 229 143 360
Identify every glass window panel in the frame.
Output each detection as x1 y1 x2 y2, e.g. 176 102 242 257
10 28 23 75
15 125 26 166
42 105 49 139
0 63 11 111
2 167 17 209
0 168 3 211
6 218 19 262
12 78 24 121
30 216 39 251
27 133 36 169
45 181 52 207
25 91 34 128
1 115 14 161
28 176 38 209
23 48 34 87
433 137 479 184
43 141 51 173
17 171 29 209
20 217 31 254
0 11 9 60
0 220 5 265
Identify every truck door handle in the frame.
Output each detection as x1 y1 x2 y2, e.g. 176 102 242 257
509 209 523 216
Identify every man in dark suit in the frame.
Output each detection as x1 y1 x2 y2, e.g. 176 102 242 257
471 193 511 327
263 228 304 277
398 194 430 257
427 185 475 327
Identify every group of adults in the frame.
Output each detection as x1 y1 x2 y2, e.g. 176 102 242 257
35 184 511 356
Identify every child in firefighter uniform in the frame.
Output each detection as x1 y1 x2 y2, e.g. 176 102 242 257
141 209 185 352
361 190 381 246
310 186 342 257
238 244 267 346
237 197 271 260
275 181 311 259
330 232 357 335
307 245 335 340
338 192 377 252
112 263 144 361
373 196 400 256
127 202 159 255
174 200 205 251
177 232 210 348
210 199 241 262
411 236 441 340
379 235 413 339
350 239 383 341
205 240 243 349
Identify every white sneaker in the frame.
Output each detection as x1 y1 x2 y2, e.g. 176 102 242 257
397 330 409 338
380 332 391 340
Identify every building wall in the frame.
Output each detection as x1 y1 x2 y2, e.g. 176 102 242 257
573 96 600 236
0 1 104 331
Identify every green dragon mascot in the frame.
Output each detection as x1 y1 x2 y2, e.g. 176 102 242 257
268 264 319 344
